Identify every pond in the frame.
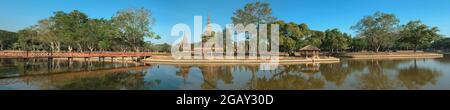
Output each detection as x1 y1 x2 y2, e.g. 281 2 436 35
0 55 449 90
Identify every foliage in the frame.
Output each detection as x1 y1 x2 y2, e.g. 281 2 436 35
0 30 18 50
321 29 351 52
231 2 276 25
13 8 159 52
351 11 399 52
398 20 441 52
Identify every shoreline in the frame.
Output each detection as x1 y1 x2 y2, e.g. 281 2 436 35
143 57 340 64
338 52 444 59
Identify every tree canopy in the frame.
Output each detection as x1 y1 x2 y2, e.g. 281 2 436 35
231 2 276 25
352 11 399 52
12 7 159 52
398 20 441 52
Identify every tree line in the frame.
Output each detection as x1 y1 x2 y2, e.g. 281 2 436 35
0 7 160 52
228 2 447 56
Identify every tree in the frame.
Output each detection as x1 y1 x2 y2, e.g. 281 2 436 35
50 10 89 52
0 30 18 50
350 37 368 52
398 20 441 52
304 30 324 47
351 11 399 52
231 2 276 25
274 21 311 56
432 38 450 50
81 18 118 52
17 27 38 51
34 19 59 52
321 29 351 52
232 2 277 55
157 43 172 53
112 7 160 52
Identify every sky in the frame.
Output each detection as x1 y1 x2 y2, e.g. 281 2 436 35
1 0 450 44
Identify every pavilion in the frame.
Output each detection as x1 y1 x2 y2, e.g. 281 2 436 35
298 45 321 59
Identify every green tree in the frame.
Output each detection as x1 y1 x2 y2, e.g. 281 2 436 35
34 19 59 52
17 27 38 51
398 20 441 52
350 37 368 52
274 21 311 56
82 18 118 52
304 30 324 47
231 2 276 25
432 38 450 50
50 10 89 52
112 7 160 52
0 30 18 50
321 29 351 52
351 11 399 52
231 2 277 55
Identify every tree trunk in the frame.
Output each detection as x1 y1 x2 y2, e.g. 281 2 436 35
78 44 83 52
134 46 140 52
88 46 94 52
375 45 380 53
414 45 418 53
56 42 61 52
68 45 73 52
50 42 55 52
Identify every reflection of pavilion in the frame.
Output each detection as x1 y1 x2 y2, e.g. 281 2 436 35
301 63 320 72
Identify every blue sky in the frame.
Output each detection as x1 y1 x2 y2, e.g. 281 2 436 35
1 0 450 44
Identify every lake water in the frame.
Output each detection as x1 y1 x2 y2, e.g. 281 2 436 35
0 55 449 90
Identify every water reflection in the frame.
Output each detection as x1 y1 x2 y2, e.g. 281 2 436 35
397 60 441 90
0 56 449 90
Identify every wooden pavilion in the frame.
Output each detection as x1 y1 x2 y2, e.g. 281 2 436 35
298 45 321 59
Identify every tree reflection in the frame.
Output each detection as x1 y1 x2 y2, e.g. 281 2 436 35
247 64 325 90
434 54 450 64
397 60 441 90
353 59 442 90
48 71 159 90
320 63 352 86
354 60 398 90
198 65 234 90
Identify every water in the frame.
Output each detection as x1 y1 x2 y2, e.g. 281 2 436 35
0 55 449 90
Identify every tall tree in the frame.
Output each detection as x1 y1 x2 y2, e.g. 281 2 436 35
232 2 277 55
398 20 441 52
50 10 89 52
17 27 38 51
321 29 351 52
304 30 324 47
112 7 160 52
351 11 399 52
274 21 311 56
231 2 276 25
35 19 59 52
